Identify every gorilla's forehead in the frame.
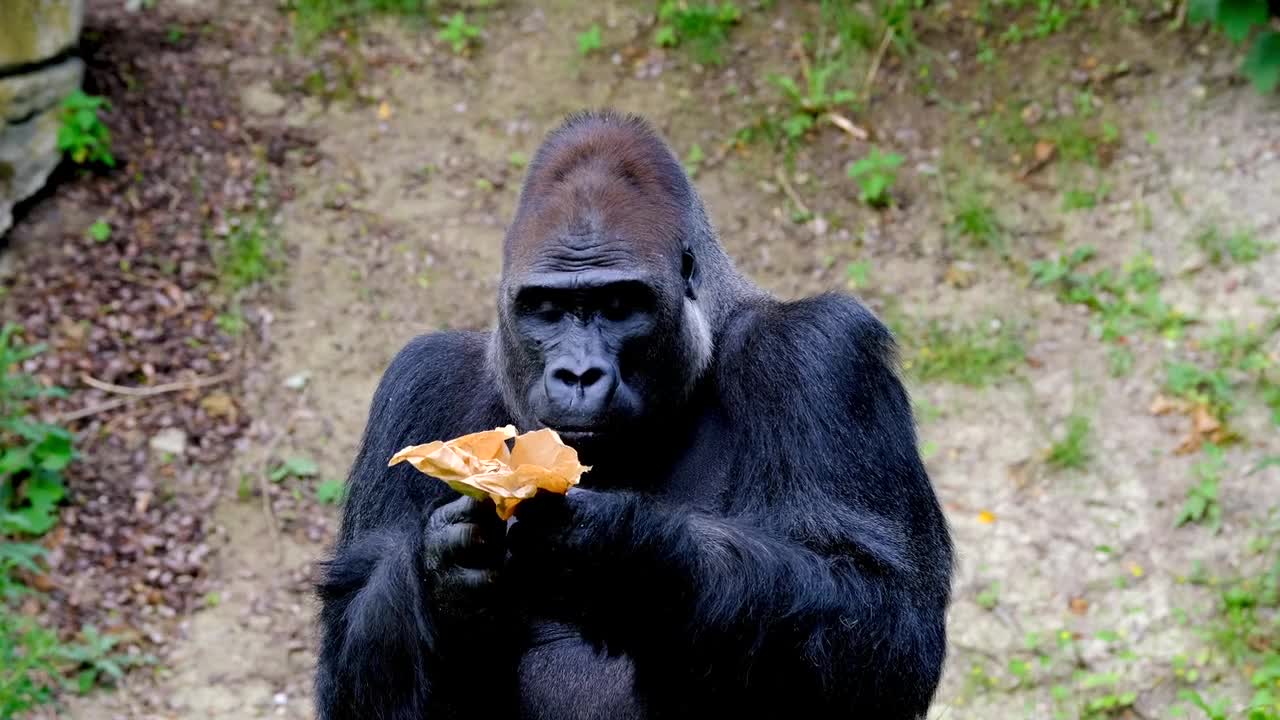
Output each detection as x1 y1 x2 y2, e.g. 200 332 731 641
504 113 690 278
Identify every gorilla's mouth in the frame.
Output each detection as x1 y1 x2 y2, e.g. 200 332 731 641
541 423 607 445
550 427 602 442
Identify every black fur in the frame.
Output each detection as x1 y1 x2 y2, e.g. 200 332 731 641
315 111 953 720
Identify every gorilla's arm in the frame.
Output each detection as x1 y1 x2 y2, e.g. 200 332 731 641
315 332 512 720
513 296 952 715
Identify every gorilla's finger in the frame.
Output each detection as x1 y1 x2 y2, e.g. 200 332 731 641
433 496 492 525
434 522 503 566
445 567 498 592
512 491 569 524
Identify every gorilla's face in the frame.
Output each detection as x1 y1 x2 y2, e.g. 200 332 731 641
493 114 711 459
500 256 701 458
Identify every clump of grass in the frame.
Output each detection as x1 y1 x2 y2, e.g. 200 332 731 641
1192 224 1270 266
654 1 741 65
1046 413 1091 470
288 0 434 41
1031 247 1191 343
214 177 281 292
848 147 904 208
899 318 1026 387
948 183 1003 251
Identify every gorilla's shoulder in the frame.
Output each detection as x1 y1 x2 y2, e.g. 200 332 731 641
718 292 898 378
370 330 504 435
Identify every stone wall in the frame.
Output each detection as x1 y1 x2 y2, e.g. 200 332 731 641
0 0 86 236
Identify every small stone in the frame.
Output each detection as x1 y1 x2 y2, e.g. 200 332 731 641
149 428 188 457
944 262 977 289
200 391 238 420
284 372 310 390
241 83 286 116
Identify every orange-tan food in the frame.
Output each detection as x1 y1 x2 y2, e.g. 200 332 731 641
388 425 590 520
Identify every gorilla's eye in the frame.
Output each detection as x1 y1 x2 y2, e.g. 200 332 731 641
601 295 632 322
681 251 696 282
534 301 564 323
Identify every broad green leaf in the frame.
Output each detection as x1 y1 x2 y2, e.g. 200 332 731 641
315 479 345 504
1218 0 1268 43
1243 30 1280 93
1188 0 1220 23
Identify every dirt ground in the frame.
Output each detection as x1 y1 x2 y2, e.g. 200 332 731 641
7 1 1280 718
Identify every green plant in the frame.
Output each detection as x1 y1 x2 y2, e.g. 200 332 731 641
215 178 281 292
87 219 111 243
1107 346 1134 377
1193 225 1269 265
57 90 115 168
847 147 904 208
1189 0 1280 93
437 12 481 54
898 318 1026 387
0 325 72 537
654 1 741 65
270 456 319 483
976 583 1000 610
288 0 433 40
577 24 603 55
683 143 705 177
1177 443 1224 530
948 184 1003 251
0 617 150 715
1046 413 1091 470
1031 248 1191 343
316 479 346 504
845 260 871 289
770 62 857 142
1062 183 1109 211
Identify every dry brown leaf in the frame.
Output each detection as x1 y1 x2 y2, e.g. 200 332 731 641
1034 140 1056 163
1069 596 1089 615
1192 404 1221 435
389 426 590 520
1149 394 1181 416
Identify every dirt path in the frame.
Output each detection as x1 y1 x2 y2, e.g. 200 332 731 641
57 2 1280 718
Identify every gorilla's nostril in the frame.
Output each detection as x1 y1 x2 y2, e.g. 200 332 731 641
552 366 607 389
552 368 580 387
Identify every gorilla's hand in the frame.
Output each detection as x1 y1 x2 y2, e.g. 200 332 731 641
506 489 632 593
422 496 506 624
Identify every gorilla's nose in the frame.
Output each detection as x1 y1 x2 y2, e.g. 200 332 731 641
545 361 617 416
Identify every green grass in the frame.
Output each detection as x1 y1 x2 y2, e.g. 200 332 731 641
1176 444 1224 531
213 178 282 292
655 1 741 65
1031 247 1191 343
898 318 1026 387
1175 526 1280 719
288 0 434 40
948 183 1003 251
1046 413 1091 470
1193 225 1270 266
1 328 148 714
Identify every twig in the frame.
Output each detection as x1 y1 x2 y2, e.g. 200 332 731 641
861 27 895 105
773 167 811 219
80 371 233 397
824 112 869 141
56 398 133 423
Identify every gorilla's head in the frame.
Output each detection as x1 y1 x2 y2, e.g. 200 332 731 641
490 111 746 460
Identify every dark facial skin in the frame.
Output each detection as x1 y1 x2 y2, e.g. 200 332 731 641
508 256 696 458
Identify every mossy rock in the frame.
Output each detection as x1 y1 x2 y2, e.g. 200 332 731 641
0 0 85 69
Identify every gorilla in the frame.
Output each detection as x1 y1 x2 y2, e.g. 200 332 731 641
315 110 953 720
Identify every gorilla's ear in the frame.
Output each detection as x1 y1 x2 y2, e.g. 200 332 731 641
681 249 699 300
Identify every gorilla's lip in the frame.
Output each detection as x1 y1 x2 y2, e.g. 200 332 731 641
543 424 606 442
